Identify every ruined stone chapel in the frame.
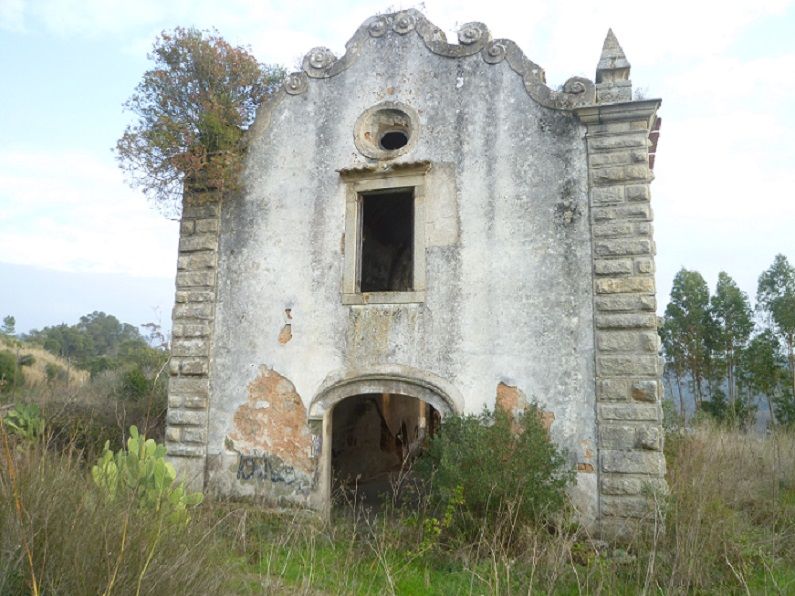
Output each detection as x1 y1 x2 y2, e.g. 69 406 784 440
165 10 666 536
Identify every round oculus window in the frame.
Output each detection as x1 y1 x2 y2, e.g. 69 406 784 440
354 102 419 159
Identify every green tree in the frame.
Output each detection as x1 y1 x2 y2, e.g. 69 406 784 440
115 27 284 215
756 254 795 403
737 330 791 427
710 272 753 406
660 316 688 421
1 315 15 336
75 312 141 359
31 323 93 365
25 312 165 375
662 269 715 409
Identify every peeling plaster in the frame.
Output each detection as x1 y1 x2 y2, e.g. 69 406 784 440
226 366 313 473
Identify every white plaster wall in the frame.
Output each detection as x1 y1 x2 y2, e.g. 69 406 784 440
206 30 596 516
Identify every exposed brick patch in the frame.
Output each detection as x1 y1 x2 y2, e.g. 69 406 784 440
227 367 313 473
495 382 555 433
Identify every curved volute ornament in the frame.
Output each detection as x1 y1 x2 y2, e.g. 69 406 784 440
281 9 596 110
302 47 337 78
482 40 508 64
392 11 416 34
458 22 489 46
283 72 309 95
368 18 388 37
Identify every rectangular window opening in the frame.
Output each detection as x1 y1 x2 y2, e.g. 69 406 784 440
359 188 414 292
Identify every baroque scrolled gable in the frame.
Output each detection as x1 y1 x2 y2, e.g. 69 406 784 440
281 9 596 110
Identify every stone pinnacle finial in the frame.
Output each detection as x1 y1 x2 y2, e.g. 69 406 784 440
595 28 632 103
596 29 630 82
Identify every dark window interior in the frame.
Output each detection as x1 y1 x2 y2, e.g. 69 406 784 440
360 189 413 292
380 130 409 150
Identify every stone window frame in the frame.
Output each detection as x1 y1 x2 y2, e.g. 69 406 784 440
340 163 429 305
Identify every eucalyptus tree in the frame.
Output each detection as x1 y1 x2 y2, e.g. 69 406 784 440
756 254 795 424
710 272 753 405
662 268 715 409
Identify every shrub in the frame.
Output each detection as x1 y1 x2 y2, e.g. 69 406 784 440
16 354 34 367
115 27 284 213
416 406 573 544
44 362 68 384
120 366 149 400
0 350 23 391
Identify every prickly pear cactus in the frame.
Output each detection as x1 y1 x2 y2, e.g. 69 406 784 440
1 403 46 440
92 425 203 522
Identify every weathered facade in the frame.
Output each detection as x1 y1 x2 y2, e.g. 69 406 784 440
165 10 666 537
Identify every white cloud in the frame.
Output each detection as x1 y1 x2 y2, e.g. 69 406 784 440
0 149 177 277
0 0 25 31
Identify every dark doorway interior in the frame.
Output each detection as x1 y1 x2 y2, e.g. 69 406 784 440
331 393 438 506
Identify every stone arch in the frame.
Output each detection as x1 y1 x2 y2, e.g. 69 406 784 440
308 364 462 420
307 365 461 510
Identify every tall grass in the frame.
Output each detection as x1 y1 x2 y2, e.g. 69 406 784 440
3 415 794 594
654 425 795 593
0 431 233 595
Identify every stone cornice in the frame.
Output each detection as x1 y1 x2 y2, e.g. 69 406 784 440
575 99 662 126
337 160 431 181
281 9 596 111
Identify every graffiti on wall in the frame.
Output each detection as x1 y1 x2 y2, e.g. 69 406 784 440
236 452 314 494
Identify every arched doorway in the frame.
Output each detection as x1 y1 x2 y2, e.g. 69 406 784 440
308 365 460 510
331 392 441 505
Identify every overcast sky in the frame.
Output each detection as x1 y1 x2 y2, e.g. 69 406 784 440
1 0 793 332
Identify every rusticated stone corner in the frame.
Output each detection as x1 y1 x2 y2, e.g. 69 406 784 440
165 189 222 483
578 98 668 539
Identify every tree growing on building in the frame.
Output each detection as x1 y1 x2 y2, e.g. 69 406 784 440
115 28 284 217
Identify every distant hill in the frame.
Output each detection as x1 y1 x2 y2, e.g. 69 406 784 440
0 335 88 388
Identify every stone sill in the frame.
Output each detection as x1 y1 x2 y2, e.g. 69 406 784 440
342 291 425 305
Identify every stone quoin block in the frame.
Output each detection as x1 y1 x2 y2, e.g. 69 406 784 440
166 408 208 427
177 252 217 270
600 450 666 475
595 277 655 294
594 258 634 275
176 270 216 288
178 233 219 253
595 313 658 330
168 377 210 398
597 378 630 401
598 355 659 376
592 223 634 238
170 337 210 357
594 238 652 257
596 294 656 312
598 403 660 422
587 132 649 151
182 202 220 219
